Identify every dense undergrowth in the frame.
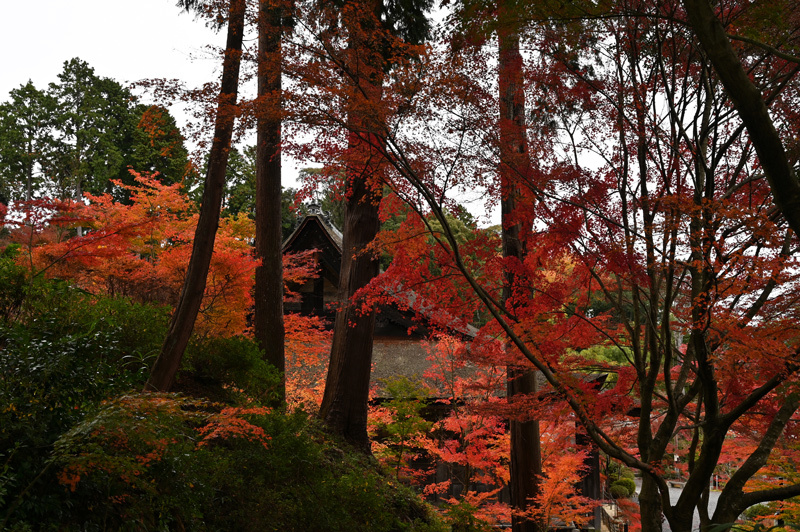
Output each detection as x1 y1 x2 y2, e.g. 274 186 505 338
0 247 444 531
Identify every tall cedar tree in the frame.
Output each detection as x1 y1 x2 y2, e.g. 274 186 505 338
497 7 543 531
445 0 545 525
146 0 245 392
254 0 285 403
319 0 386 451
0 82 55 202
318 0 431 451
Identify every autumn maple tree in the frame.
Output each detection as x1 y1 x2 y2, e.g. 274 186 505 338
291 0 800 530
419 335 511 526
6 174 256 335
682 0 800 238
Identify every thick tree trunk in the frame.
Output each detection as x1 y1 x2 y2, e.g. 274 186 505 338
318 0 385 453
145 0 245 392
498 14 542 532
254 0 285 403
507 370 542 531
318 130 383 451
639 476 665 532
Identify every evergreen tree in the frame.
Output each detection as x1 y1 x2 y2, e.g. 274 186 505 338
0 60 190 204
0 82 57 202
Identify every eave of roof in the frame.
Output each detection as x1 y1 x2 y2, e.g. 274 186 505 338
282 213 343 254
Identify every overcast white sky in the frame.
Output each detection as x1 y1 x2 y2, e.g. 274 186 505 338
1 0 223 101
0 0 322 186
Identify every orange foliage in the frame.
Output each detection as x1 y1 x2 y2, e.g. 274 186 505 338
284 312 332 408
10 172 256 336
6 173 337 358
418 336 510 524
198 406 273 448
530 453 595 526
616 498 642 532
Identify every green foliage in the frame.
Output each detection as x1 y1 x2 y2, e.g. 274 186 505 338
216 145 255 217
0 58 190 203
610 478 636 497
609 483 631 499
281 186 310 239
374 377 433 479
299 167 345 229
0 268 169 528
605 459 635 483
441 498 494 532
423 212 483 278
427 213 477 248
49 395 445 532
580 344 632 366
604 459 636 498
744 504 774 520
212 146 307 239
619 475 636 488
707 521 785 532
125 104 192 191
181 335 283 404
0 284 169 448
11 281 169 376
0 245 27 324
0 82 57 203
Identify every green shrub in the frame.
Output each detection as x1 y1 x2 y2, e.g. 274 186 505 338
743 503 774 520
0 244 27 324
605 459 636 486
50 395 445 532
0 269 169 529
609 483 631 499
181 335 282 403
613 477 636 496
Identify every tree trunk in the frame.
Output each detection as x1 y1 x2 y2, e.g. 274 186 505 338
145 0 245 392
318 129 383 451
318 0 386 453
507 370 542 531
639 475 665 532
254 0 285 403
25 139 33 201
498 12 542 532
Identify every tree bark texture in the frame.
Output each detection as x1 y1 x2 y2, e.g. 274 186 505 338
145 0 245 392
254 0 285 403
